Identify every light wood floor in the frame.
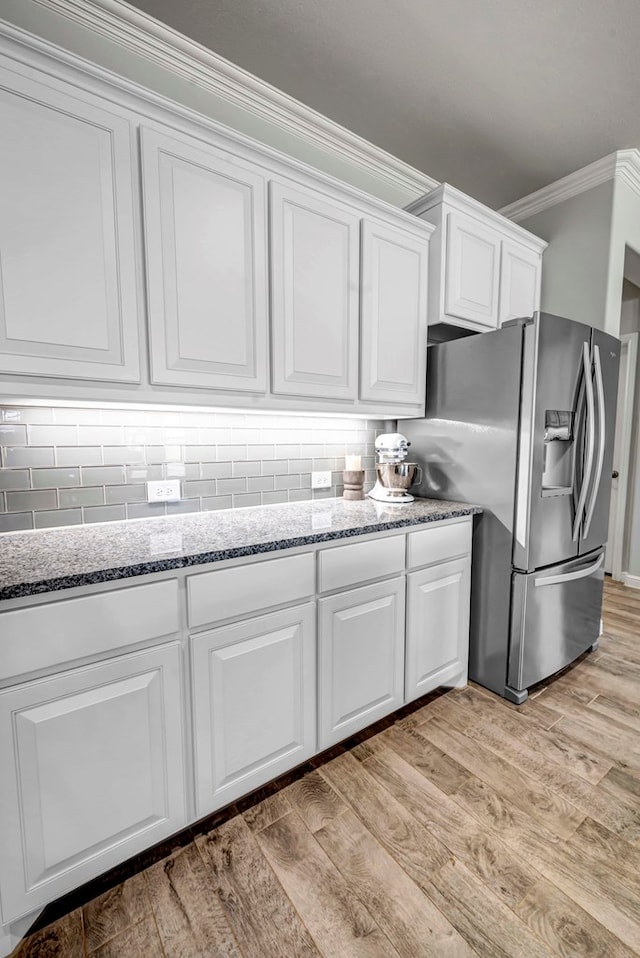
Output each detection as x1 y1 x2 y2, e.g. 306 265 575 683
12 578 640 957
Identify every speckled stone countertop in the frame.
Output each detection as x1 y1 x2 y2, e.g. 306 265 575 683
0 497 481 600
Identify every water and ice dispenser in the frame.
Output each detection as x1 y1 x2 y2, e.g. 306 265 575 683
542 410 573 496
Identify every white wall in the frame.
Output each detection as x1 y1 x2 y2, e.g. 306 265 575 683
607 188 640 579
626 470 640 578
606 180 640 336
620 278 640 333
517 181 616 332
620 284 640 578
0 0 430 207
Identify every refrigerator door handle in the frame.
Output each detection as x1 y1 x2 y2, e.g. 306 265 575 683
572 341 595 541
583 344 606 537
534 552 604 588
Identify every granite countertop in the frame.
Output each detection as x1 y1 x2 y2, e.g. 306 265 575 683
0 497 481 600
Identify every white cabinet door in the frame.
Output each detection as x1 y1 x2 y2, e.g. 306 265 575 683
270 181 360 400
444 212 501 328
360 219 429 406
318 577 405 749
499 240 542 325
406 557 470 703
0 68 140 382
191 603 316 817
0 643 185 922
141 126 268 392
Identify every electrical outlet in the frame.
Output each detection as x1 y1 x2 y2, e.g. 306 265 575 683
147 480 181 502
311 470 332 489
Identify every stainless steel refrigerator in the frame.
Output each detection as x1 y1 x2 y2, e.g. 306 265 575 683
402 312 620 703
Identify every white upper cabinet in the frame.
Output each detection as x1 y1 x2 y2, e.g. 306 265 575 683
270 181 360 401
0 67 140 382
141 126 268 392
270 184 431 409
498 239 543 325
407 184 547 334
0 38 433 412
360 219 429 406
444 213 501 328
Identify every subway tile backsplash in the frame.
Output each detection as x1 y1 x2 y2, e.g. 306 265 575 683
0 405 384 532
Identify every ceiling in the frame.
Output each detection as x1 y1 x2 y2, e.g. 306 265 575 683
127 0 640 209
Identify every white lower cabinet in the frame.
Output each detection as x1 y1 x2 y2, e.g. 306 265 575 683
0 643 185 922
0 518 475 945
405 556 471 702
318 577 406 749
191 603 316 817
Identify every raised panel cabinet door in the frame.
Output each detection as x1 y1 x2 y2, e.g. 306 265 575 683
405 557 470 703
444 212 501 328
0 643 185 922
498 240 542 325
191 603 316 817
270 181 359 400
318 577 405 750
360 219 429 406
0 67 140 382
141 126 268 391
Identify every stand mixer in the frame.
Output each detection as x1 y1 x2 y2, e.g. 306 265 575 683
367 432 422 504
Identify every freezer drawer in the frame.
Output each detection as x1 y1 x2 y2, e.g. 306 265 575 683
507 548 604 692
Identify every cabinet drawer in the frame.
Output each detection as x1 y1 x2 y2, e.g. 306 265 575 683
318 534 405 593
188 552 315 628
0 580 179 682
407 519 472 570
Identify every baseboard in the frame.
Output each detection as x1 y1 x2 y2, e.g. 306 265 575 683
622 572 640 590
0 912 40 958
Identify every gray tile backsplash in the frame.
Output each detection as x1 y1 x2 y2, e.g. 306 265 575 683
0 405 384 531
3 446 55 468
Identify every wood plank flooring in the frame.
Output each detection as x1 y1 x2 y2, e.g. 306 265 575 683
11 578 640 957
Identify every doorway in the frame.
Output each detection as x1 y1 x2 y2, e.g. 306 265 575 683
605 330 638 577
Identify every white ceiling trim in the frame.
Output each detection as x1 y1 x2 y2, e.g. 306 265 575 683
615 150 640 196
501 149 640 223
28 0 438 200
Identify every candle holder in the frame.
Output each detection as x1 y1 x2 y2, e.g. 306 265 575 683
343 469 365 500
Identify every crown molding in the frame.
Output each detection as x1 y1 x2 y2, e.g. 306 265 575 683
500 149 640 223
614 149 640 196
407 182 547 250
27 0 438 201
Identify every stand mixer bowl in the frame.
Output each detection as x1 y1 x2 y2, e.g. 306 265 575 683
374 462 422 496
